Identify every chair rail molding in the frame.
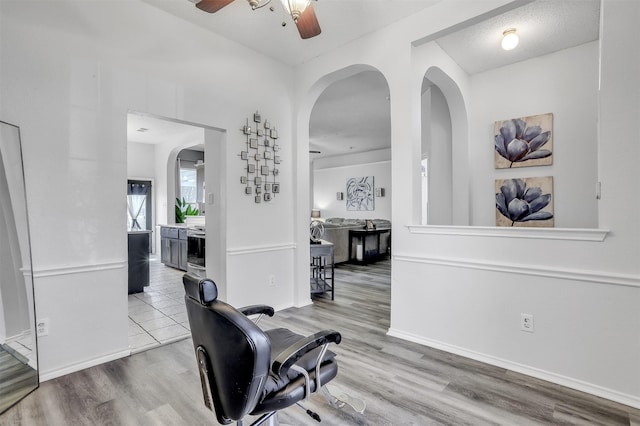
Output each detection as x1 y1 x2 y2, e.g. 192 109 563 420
33 260 126 278
393 254 640 288
227 243 296 257
407 225 609 242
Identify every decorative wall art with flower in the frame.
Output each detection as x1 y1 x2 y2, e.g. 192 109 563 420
494 113 553 169
495 177 554 227
346 176 374 211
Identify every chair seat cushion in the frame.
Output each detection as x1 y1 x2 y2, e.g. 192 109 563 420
252 328 338 414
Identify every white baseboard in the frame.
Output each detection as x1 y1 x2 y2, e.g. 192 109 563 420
39 349 130 382
387 328 640 410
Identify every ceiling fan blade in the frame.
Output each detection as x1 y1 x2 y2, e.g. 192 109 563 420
195 0 234 13
295 4 321 39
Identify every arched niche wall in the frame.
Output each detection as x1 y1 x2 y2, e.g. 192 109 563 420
421 66 470 226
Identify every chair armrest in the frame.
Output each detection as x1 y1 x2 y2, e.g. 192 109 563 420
271 330 341 379
238 305 275 317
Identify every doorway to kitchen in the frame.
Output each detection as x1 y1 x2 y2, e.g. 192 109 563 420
126 112 212 353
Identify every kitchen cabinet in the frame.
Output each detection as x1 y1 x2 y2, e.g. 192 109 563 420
128 231 150 294
160 226 187 271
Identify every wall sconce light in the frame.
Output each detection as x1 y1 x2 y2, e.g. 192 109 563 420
336 192 344 201
311 209 321 219
375 188 385 197
501 28 519 51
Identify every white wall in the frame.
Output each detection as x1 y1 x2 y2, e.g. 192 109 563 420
293 0 640 409
422 84 453 225
1 0 295 379
469 41 599 228
127 142 156 179
313 149 391 220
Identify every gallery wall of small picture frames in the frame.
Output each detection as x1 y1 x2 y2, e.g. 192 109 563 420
240 111 281 203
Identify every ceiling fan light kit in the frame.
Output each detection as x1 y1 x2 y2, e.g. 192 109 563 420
193 0 321 39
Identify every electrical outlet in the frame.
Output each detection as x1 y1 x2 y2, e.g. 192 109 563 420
268 274 276 287
520 313 534 333
37 318 50 337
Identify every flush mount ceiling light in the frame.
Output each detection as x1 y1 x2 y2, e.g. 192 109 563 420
191 0 321 39
501 28 519 50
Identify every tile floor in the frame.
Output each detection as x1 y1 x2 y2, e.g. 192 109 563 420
128 256 191 353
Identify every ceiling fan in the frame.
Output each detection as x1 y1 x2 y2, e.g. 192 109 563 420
192 0 321 39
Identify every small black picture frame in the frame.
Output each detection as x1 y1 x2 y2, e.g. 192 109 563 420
365 219 376 230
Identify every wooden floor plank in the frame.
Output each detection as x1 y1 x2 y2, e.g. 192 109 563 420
3 260 639 425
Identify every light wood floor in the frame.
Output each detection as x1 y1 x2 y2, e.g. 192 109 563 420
3 260 640 425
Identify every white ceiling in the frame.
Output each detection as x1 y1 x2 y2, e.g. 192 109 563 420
435 0 600 75
309 70 390 157
141 0 441 67
128 113 204 148
129 0 600 158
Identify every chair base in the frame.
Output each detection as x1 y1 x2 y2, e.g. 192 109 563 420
237 411 278 426
322 384 366 414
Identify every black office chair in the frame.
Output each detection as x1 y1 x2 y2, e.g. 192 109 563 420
183 273 342 425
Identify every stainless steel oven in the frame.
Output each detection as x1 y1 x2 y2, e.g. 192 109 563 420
187 227 206 277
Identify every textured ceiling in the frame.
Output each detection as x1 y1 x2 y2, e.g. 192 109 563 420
129 0 601 159
309 0 600 158
142 0 441 67
309 70 390 157
128 113 204 147
435 0 600 74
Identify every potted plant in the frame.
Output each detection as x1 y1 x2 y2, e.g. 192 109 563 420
175 197 199 223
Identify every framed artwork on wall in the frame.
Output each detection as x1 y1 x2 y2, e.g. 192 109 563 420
494 113 553 169
346 176 374 211
495 176 554 227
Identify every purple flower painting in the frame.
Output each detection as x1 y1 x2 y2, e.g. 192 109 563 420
494 113 553 169
495 177 554 227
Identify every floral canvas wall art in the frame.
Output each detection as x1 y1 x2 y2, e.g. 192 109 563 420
495 177 554 227
494 113 553 169
346 176 374 211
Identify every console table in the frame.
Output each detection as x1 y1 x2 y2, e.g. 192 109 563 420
310 240 334 300
348 228 391 264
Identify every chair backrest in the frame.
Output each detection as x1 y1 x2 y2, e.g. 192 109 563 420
183 273 271 424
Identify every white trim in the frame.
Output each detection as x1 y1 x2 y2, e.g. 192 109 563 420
407 224 609 242
393 254 640 288
32 261 126 278
39 348 130 382
386 328 640 410
313 159 391 171
227 243 296 256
